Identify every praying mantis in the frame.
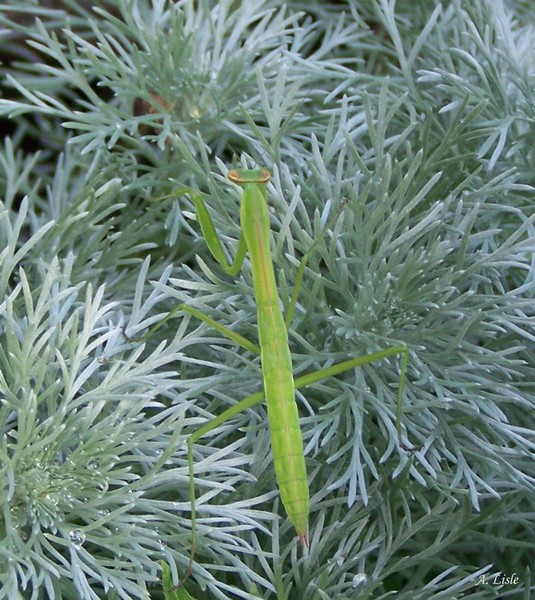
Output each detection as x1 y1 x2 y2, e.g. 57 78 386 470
146 167 410 589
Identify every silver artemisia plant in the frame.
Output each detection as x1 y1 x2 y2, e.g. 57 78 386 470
0 1 534 599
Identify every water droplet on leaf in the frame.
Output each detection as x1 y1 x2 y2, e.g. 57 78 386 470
352 573 368 587
69 529 86 546
85 459 100 470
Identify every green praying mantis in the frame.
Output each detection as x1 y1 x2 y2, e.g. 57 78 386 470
142 167 410 589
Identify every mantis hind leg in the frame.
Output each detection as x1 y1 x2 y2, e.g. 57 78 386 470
173 388 266 591
294 345 411 449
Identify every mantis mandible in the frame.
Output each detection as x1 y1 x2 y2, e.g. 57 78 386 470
147 167 410 588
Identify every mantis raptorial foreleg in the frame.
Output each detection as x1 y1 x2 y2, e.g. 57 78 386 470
142 168 411 589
